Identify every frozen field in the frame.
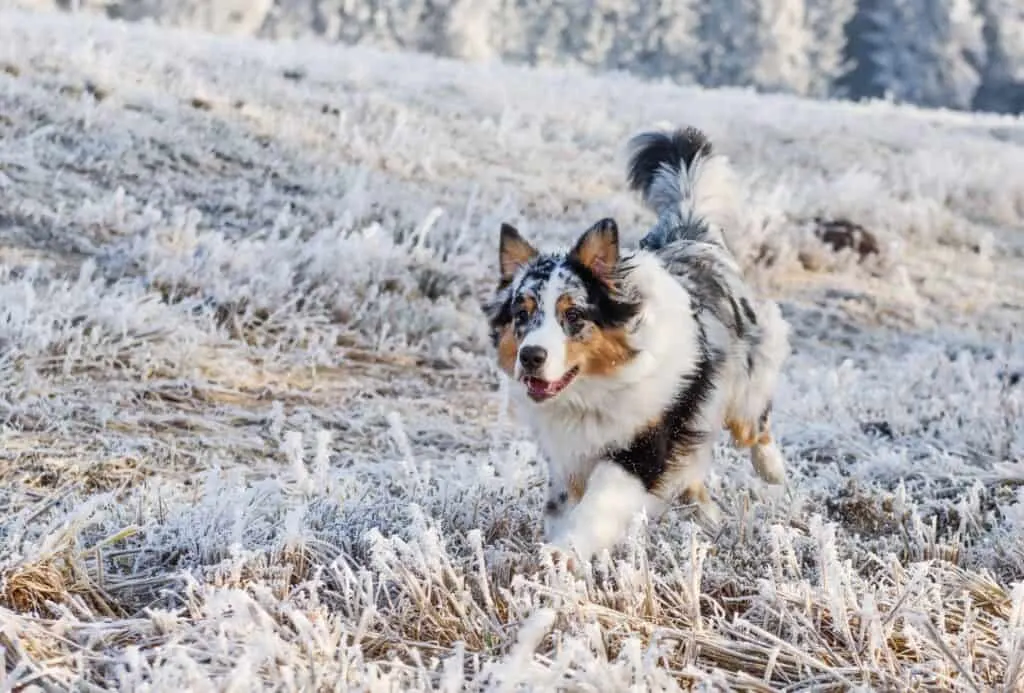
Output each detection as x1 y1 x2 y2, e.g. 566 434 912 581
1 8 1024 691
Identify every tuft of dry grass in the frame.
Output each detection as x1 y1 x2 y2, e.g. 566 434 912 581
2 561 66 615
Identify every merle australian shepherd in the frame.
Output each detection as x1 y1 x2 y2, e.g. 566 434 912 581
484 125 790 567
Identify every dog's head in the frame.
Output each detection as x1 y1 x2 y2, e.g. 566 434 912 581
484 218 641 404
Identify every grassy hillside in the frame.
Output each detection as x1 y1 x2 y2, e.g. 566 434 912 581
1 9 1023 691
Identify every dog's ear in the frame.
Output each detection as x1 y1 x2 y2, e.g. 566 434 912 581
570 218 619 279
499 223 538 282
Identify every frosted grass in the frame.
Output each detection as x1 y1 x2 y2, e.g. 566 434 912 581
0 9 1022 691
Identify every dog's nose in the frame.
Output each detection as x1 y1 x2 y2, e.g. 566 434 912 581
519 346 547 371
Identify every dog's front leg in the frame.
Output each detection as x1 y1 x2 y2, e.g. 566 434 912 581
547 460 664 565
543 479 571 543
542 466 584 543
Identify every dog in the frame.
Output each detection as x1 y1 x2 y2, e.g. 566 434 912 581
483 125 790 566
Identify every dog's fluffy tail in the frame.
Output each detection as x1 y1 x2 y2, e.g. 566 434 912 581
626 125 739 249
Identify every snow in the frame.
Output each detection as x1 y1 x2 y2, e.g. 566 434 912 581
0 7 1023 691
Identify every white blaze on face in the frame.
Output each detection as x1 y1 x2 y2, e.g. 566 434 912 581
516 275 570 383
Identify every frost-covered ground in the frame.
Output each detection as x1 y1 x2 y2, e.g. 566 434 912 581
1 9 1024 691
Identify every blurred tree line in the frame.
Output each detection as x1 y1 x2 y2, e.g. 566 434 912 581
70 0 1024 114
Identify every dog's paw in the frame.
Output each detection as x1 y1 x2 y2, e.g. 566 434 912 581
751 442 786 485
540 544 578 574
695 498 723 530
542 514 567 545
680 482 724 534
540 537 585 575
685 498 723 536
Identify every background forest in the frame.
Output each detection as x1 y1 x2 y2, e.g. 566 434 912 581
24 0 1024 114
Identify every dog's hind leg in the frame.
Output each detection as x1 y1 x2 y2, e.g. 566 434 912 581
727 403 786 485
750 426 786 486
663 444 722 531
679 479 723 529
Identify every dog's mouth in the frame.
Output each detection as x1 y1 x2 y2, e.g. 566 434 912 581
521 367 579 403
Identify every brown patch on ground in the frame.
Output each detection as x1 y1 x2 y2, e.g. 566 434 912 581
567 326 636 377
2 562 66 615
824 482 903 539
812 217 880 259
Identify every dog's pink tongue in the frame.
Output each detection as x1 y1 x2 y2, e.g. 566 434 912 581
526 378 553 397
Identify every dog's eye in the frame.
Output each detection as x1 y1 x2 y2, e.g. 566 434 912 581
564 308 584 325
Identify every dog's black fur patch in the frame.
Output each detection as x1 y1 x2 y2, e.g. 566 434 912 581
563 257 640 329
608 327 723 491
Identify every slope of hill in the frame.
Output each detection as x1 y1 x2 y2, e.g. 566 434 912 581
1 8 1023 691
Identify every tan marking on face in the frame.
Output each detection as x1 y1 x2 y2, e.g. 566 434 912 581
565 325 637 377
496 325 518 376
555 295 574 317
